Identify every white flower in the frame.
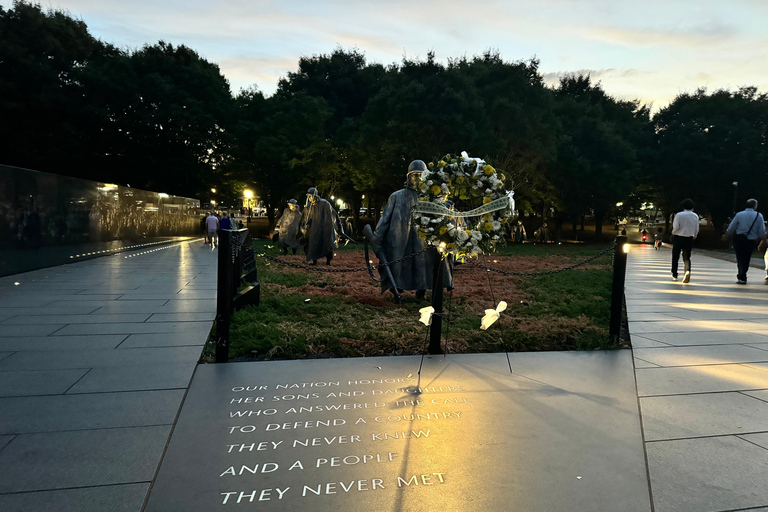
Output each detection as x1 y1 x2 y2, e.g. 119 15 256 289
421 170 431 180
493 235 500 240
492 221 501 231
427 180 433 186
472 246 483 254
441 183 450 195
421 216 430 225
428 227 434 232
485 188 492 195
457 230 469 243
431 218 441 223
476 180 484 188
437 171 446 180
470 230 482 241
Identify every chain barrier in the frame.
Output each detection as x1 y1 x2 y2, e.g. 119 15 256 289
461 241 616 277
256 248 429 273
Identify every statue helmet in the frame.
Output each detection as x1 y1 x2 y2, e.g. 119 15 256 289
288 199 298 205
407 160 427 176
306 187 319 197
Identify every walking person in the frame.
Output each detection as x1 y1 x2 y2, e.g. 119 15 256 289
670 198 699 282
205 212 219 249
723 199 766 284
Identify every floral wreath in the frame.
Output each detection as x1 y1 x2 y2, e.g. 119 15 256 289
413 151 514 259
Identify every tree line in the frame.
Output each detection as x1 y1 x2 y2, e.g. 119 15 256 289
2 1 767 237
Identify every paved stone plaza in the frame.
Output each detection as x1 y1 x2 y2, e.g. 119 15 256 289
1 241 768 511
0 240 216 511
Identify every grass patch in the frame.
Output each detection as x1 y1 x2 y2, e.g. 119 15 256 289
229 240 622 360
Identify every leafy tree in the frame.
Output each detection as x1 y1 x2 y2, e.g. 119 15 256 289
551 75 646 239
0 1 112 176
227 88 332 229
653 87 768 234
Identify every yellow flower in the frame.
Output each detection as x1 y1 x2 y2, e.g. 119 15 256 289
483 197 492 205
428 162 434 167
484 213 491 220
456 176 465 184
439 226 447 235
431 185 441 195
484 168 494 176
484 222 493 231
459 156 465 161
465 230 472 237
446 243 455 250
438 161 447 168
501 218 508 224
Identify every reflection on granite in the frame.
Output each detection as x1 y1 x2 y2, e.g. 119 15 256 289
1 165 201 276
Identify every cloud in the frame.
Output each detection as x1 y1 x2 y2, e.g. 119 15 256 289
583 23 738 49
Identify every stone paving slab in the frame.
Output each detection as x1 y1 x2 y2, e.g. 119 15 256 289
45 299 168 309
628 336 672 348
0 389 185 434
0 346 203 370
0 313 152 324
0 369 89 397
0 325 66 337
146 352 650 512
146 312 215 322
118 332 209 348
51 320 212 335
0 426 172 493
0 306 101 316
635 364 768 396
739 432 768 450
66 363 196 394
635 331 768 346
633 345 768 366
629 319 768 335
645 436 768 512
0 335 127 351
0 483 150 512
640 392 768 440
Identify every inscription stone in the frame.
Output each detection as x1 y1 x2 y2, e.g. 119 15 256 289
145 352 650 511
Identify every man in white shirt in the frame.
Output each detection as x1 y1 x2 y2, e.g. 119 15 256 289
205 212 219 248
671 198 699 283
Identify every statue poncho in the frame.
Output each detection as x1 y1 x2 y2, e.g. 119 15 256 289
375 187 452 292
276 207 301 250
301 198 339 262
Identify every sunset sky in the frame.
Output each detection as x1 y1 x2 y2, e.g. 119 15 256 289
15 0 768 111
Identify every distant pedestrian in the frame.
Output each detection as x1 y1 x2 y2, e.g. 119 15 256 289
512 220 526 243
723 199 765 284
670 198 699 283
759 232 768 283
205 212 219 248
219 213 232 231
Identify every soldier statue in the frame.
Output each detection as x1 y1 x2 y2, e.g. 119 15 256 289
275 199 301 255
372 160 452 300
300 188 341 265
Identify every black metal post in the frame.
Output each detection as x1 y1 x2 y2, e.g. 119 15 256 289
609 235 628 344
215 230 234 363
428 247 445 355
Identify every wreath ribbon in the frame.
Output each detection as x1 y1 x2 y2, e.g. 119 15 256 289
413 192 513 218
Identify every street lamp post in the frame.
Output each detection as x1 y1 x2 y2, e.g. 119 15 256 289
732 181 739 215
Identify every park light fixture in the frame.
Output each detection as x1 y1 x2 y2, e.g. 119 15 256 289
243 190 253 199
211 188 216 193
623 244 630 254
336 199 343 205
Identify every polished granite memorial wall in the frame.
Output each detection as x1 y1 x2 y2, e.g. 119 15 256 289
0 164 200 276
